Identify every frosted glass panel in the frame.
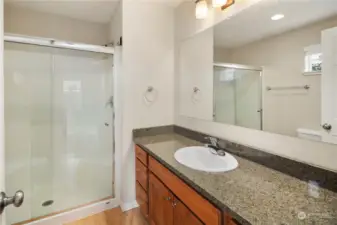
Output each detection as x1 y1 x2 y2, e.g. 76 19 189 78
213 66 262 130
5 42 53 224
47 49 114 215
4 42 114 224
213 67 235 124
235 70 261 130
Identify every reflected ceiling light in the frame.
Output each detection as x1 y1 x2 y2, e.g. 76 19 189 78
195 0 208 20
213 0 228 7
271 14 285 21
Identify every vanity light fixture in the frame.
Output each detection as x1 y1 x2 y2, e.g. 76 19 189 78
221 0 235 10
212 0 228 7
271 14 285 21
195 0 208 19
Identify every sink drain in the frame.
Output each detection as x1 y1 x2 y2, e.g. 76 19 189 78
42 200 54 207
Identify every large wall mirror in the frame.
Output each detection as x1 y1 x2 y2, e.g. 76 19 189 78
178 0 337 145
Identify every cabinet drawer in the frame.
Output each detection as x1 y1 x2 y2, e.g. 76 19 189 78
136 159 148 191
136 181 148 203
136 182 148 218
149 156 221 225
135 145 148 165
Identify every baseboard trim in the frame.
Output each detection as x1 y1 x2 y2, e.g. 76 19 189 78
25 198 119 225
120 200 139 212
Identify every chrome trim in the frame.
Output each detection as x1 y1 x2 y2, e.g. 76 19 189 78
266 85 310 91
4 33 114 54
259 71 263 131
213 62 262 71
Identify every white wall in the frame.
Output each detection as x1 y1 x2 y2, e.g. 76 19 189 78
116 1 175 207
109 2 122 44
4 4 109 45
175 1 337 172
174 0 265 120
214 47 232 62
108 1 123 208
175 0 264 41
179 28 214 121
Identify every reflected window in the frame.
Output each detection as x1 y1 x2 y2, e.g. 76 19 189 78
304 44 322 73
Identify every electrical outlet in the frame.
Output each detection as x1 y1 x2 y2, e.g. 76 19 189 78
308 181 320 198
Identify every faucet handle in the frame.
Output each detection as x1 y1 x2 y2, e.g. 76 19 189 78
205 136 218 146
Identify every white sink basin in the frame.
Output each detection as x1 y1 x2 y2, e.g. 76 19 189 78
174 146 238 173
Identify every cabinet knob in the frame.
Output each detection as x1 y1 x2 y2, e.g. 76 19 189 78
164 196 171 201
172 200 177 208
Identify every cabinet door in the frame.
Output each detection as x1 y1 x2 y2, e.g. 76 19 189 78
149 173 174 225
173 198 204 225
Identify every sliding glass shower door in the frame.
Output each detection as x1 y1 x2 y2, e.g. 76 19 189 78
213 64 262 130
4 42 114 224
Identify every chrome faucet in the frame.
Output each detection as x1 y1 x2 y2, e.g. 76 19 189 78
204 136 226 156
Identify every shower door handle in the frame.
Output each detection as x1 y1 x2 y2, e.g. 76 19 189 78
0 190 24 214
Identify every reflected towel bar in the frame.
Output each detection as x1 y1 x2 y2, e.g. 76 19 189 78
266 85 310 91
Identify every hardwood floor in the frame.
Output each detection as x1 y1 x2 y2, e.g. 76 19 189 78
64 207 148 225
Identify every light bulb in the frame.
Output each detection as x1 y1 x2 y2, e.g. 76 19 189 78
212 0 228 7
195 0 208 19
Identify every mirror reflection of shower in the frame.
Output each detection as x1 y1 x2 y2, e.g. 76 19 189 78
213 63 263 130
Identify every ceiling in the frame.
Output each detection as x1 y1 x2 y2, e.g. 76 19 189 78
5 0 185 23
5 0 120 23
214 0 337 49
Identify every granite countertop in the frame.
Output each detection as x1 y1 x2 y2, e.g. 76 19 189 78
134 133 337 225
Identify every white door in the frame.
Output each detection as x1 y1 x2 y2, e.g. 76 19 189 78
321 26 337 144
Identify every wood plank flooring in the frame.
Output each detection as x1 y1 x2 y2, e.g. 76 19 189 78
64 207 148 225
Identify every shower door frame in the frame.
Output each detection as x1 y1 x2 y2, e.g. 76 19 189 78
213 62 264 130
2 34 122 225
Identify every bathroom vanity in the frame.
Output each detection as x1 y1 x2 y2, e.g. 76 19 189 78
135 144 238 225
134 126 337 225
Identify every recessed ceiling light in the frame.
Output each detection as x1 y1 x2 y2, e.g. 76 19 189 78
271 14 285 21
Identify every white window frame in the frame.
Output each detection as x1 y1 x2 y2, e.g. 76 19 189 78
303 44 322 76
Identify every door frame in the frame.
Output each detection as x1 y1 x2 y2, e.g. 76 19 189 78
1 0 5 224
321 26 337 144
1 35 122 224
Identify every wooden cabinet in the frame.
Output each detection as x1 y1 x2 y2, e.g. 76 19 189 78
225 214 239 225
136 182 148 219
149 156 221 225
136 145 148 165
149 173 203 225
173 198 203 225
149 173 174 225
135 146 149 219
136 158 148 191
135 145 240 225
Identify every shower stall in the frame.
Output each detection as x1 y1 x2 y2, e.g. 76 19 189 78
213 63 263 130
4 35 116 225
